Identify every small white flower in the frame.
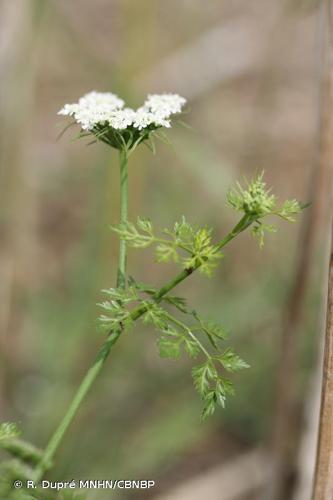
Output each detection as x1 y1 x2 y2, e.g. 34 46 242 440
108 108 136 130
77 91 124 110
143 94 186 118
131 108 169 130
133 105 176 130
58 103 79 117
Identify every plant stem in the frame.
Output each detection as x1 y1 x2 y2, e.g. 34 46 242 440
34 151 129 481
34 213 251 481
117 149 128 289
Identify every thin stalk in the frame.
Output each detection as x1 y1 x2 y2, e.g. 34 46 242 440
34 212 251 481
117 149 128 289
34 151 129 481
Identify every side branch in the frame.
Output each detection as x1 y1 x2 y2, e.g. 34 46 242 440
33 214 251 481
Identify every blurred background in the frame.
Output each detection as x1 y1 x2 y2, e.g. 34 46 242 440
0 0 331 499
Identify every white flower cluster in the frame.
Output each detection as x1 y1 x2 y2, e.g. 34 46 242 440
58 91 186 132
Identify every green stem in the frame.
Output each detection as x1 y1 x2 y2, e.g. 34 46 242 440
34 151 129 481
117 149 128 289
131 214 252 319
34 213 251 481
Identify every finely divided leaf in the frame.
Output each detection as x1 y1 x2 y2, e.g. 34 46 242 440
157 336 181 359
217 348 250 372
192 362 216 396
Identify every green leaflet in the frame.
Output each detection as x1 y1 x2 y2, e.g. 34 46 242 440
110 216 223 277
192 362 236 419
216 348 250 373
157 329 200 360
97 286 138 333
